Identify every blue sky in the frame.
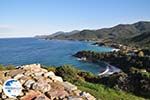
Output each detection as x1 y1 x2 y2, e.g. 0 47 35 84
0 0 150 38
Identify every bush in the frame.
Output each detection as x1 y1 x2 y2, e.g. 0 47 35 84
55 65 81 82
0 64 5 71
42 65 56 72
0 64 15 71
5 65 16 70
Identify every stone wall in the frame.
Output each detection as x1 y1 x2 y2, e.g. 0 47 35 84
0 64 96 100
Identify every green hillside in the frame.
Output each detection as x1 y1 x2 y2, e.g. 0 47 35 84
43 21 150 48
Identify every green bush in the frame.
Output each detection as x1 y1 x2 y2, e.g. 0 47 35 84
55 65 81 82
54 65 145 100
0 64 15 71
42 65 56 72
0 64 5 71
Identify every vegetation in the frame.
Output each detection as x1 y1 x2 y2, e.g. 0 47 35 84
74 50 150 72
73 50 150 98
0 64 148 99
42 65 57 72
0 64 15 71
54 65 145 100
42 21 150 49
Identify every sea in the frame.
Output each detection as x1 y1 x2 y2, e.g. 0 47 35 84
0 38 113 74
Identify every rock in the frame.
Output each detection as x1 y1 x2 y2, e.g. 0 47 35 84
47 82 69 99
19 76 31 85
22 64 41 73
41 68 48 73
13 74 24 80
50 82 65 91
0 71 11 83
0 84 2 93
5 98 17 100
61 82 77 92
37 77 53 84
0 75 11 84
0 64 96 100
34 72 44 77
68 96 83 100
44 71 55 77
32 81 51 93
23 71 33 76
34 94 50 100
20 90 41 100
23 80 35 89
49 75 63 82
6 69 25 77
18 91 24 97
1 93 7 99
73 90 82 96
80 92 96 100
46 90 69 100
36 77 52 84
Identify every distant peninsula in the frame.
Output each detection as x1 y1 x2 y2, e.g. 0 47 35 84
36 21 150 49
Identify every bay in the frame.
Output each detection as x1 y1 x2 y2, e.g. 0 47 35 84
0 38 113 74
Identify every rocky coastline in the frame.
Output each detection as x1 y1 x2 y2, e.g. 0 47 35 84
73 50 150 98
0 64 96 100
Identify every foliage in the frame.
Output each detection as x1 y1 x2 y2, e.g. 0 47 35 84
55 65 82 82
76 80 144 100
74 50 150 72
54 65 145 100
45 21 150 49
42 65 56 72
0 64 15 71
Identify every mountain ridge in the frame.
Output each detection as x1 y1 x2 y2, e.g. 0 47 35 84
36 21 150 48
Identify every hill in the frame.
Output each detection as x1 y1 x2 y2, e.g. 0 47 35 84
41 21 150 48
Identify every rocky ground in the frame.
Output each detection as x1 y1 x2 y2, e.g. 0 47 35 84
0 64 96 100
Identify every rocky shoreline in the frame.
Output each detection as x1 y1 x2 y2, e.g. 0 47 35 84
73 50 150 98
0 64 96 100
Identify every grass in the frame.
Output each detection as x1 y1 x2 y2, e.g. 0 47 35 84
0 64 15 71
54 65 145 100
75 80 145 100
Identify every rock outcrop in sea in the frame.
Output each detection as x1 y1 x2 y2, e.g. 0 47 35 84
0 64 96 100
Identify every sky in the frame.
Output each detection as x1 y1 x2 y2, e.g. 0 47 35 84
0 0 150 38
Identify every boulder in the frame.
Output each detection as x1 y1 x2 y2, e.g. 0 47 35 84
33 76 52 84
34 72 44 77
0 84 2 93
61 82 77 92
68 96 83 100
1 93 7 99
24 71 33 76
41 68 48 73
6 69 25 77
13 74 24 80
34 94 50 100
50 82 65 91
80 92 96 100
44 71 55 77
22 64 41 73
73 90 82 96
0 64 96 100
46 90 69 100
32 81 51 93
4 98 17 100
20 90 41 100
23 80 35 89
49 75 63 82
19 76 31 85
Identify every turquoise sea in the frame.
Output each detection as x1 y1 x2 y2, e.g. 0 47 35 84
0 38 113 74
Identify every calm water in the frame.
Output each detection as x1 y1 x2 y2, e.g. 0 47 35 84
0 38 113 74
